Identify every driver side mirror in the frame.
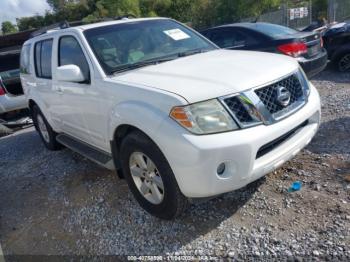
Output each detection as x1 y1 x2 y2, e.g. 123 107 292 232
56 64 86 83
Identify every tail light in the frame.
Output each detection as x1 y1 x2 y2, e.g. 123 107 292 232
277 42 307 57
0 78 6 96
320 37 324 48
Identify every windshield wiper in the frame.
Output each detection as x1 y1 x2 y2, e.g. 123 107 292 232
111 49 210 74
177 49 209 57
111 57 176 74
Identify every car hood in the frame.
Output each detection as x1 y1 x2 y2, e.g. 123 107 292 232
111 49 299 103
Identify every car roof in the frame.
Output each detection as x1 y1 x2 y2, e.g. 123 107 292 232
76 17 167 30
205 22 271 30
25 17 168 44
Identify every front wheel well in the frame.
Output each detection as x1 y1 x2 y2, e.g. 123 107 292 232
332 49 350 62
113 125 140 152
111 124 152 178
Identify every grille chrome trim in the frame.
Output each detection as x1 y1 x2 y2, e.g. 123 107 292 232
219 70 309 128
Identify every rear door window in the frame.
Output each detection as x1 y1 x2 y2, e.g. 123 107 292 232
209 29 236 48
34 39 53 79
209 28 259 48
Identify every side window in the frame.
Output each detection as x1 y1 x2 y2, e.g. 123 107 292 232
59 36 90 82
34 39 53 79
233 30 259 47
210 29 236 48
209 29 259 48
20 44 31 74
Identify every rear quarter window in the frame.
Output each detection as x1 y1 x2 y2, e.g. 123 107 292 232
20 44 31 74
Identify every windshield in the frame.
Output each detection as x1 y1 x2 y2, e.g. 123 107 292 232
250 23 299 38
84 19 216 74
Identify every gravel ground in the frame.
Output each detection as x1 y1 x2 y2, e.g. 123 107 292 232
0 69 349 260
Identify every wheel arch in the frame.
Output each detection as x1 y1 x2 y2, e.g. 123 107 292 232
331 47 350 62
28 98 58 132
110 124 160 178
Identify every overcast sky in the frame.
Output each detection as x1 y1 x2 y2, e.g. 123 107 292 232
0 0 50 25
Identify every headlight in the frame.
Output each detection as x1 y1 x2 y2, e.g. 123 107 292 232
298 67 311 96
170 99 239 135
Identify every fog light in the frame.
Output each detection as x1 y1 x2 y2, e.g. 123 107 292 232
217 163 226 175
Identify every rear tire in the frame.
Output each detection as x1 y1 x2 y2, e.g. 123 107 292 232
32 105 62 151
335 52 350 72
120 131 188 220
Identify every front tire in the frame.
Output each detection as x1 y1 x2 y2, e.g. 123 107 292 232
120 131 188 220
32 105 62 151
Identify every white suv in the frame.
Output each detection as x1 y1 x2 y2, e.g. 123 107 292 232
21 18 321 219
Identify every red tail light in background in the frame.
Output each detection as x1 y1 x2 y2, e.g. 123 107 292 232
0 86 5 96
0 78 6 96
277 42 308 58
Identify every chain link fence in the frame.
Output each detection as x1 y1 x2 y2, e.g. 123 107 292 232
242 1 312 30
242 0 350 29
328 0 350 23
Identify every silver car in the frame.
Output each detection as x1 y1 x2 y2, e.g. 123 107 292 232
0 48 27 117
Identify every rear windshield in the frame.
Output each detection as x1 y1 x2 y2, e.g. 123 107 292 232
250 23 299 38
0 52 20 80
84 19 216 74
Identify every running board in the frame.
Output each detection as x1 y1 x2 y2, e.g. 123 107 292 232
56 134 115 170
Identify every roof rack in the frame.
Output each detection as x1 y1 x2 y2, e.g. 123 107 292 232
29 21 70 38
115 14 136 20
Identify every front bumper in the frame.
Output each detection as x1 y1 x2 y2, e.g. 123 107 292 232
0 94 27 114
156 83 321 198
298 50 328 78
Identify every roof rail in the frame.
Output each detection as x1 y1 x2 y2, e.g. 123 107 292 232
115 14 136 20
28 15 136 38
30 21 70 38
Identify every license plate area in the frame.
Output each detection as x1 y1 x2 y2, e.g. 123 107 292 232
308 44 320 57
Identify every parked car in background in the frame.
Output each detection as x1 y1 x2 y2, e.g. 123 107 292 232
22 18 321 219
302 18 328 34
323 21 350 72
0 30 33 121
0 48 27 119
201 22 328 77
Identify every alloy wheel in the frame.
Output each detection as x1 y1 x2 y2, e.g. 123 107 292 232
339 54 350 72
129 152 165 204
37 114 50 143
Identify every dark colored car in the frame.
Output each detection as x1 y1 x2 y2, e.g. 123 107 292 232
323 21 350 72
201 22 328 77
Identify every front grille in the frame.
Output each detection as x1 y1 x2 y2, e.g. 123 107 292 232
255 74 304 114
223 96 253 123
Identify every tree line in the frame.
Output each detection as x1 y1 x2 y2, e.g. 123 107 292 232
1 0 327 35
